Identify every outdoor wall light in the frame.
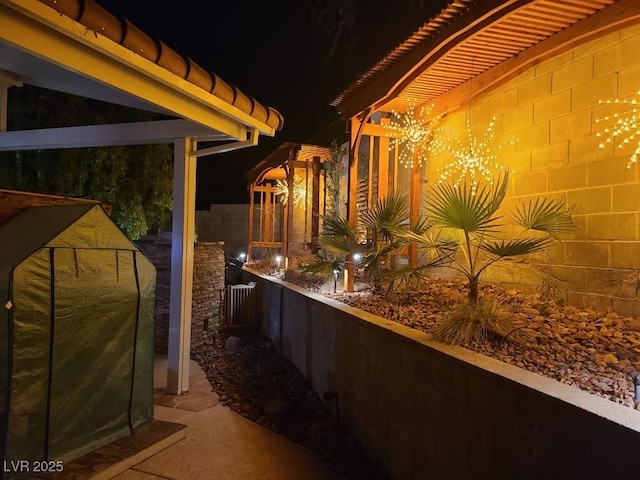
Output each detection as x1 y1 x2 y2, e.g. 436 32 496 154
275 255 283 269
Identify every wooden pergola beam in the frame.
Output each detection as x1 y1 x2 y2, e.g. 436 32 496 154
423 0 640 121
338 0 534 120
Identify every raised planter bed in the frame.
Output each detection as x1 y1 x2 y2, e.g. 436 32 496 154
241 267 640 480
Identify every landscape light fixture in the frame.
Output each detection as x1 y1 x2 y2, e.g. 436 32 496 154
353 253 362 261
275 255 283 269
333 269 339 293
238 252 246 262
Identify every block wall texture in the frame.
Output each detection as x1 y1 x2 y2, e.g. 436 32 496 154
196 204 249 259
242 269 640 480
137 240 224 352
424 24 640 315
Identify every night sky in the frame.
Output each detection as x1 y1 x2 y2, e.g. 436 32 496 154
98 0 449 208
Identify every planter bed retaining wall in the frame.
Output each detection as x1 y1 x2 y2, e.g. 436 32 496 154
241 267 640 480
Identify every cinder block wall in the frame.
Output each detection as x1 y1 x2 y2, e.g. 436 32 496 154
426 24 640 315
243 268 640 480
136 239 171 353
196 204 249 259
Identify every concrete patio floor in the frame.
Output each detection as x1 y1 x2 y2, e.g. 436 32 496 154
111 355 339 480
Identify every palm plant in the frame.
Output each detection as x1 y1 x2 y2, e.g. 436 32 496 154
358 191 413 287
411 171 574 303
305 191 444 291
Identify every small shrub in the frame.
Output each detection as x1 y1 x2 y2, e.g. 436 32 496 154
432 300 514 345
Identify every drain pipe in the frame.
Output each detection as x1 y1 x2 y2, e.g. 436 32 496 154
278 284 284 353
631 372 640 407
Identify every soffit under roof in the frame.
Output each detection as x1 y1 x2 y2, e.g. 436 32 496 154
333 0 618 118
0 0 283 141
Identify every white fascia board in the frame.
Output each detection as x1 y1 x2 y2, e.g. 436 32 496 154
1 1 276 140
0 119 232 151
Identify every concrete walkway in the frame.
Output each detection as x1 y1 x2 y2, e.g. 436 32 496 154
112 356 339 480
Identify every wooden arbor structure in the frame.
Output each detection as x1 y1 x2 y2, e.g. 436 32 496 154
245 142 330 264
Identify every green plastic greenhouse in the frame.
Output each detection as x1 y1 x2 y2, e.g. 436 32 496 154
0 204 156 475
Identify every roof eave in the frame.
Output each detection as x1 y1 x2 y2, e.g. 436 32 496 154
2 0 279 139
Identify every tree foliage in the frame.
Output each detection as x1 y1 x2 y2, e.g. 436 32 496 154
0 86 173 239
323 139 346 217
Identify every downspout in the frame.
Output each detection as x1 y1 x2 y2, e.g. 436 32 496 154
168 129 261 395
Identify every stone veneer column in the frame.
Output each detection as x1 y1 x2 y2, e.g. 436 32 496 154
136 238 225 353
190 242 225 348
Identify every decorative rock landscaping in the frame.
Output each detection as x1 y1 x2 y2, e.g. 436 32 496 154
329 279 640 409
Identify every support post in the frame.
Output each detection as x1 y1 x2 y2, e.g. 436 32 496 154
286 160 295 261
167 137 196 395
409 157 421 266
247 183 255 261
0 72 22 133
311 155 321 253
345 117 360 292
0 83 8 133
378 118 390 198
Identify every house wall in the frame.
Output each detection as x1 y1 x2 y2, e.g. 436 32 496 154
288 190 313 256
241 268 640 480
287 167 326 256
419 23 640 315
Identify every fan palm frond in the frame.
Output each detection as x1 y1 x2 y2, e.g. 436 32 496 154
360 190 409 242
480 237 552 257
511 197 575 235
428 172 509 235
318 215 359 254
302 258 343 276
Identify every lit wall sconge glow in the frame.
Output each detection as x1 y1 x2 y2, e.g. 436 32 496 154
431 117 515 194
383 103 441 169
275 255 283 269
595 94 640 168
353 253 362 261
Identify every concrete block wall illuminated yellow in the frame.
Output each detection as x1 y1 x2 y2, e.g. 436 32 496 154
424 24 640 315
